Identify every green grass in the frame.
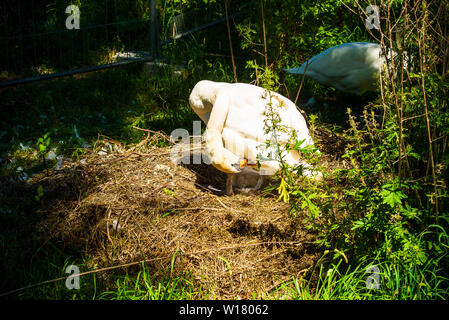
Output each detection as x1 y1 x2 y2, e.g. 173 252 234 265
271 257 449 300
96 263 209 300
0 64 198 178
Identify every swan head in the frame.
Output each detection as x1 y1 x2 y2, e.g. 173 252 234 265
189 80 219 116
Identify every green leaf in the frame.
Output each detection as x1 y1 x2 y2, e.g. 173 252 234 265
380 182 408 208
277 178 289 203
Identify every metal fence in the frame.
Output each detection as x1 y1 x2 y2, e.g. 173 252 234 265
0 0 245 87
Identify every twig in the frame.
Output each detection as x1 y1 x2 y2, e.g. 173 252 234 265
417 5 439 220
172 207 224 212
132 126 174 145
294 56 310 106
0 240 315 297
260 0 268 68
225 0 238 83
213 195 230 209
254 59 259 86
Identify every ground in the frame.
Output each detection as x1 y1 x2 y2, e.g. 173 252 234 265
1 131 341 299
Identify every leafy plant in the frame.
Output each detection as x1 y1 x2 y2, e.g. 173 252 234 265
36 132 52 173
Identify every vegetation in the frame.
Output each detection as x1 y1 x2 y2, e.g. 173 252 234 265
1 0 448 300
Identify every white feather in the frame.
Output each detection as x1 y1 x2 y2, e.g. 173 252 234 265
285 42 386 95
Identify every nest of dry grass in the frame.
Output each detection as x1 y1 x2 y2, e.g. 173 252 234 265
2 126 348 299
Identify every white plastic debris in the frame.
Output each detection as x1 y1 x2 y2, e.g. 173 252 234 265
45 148 58 160
54 157 64 170
16 166 29 181
73 125 91 149
73 125 81 140
19 142 32 151
105 142 113 152
112 220 121 230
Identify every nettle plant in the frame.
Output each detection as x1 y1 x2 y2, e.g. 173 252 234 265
258 89 323 210
263 88 428 265
261 1 449 272
338 109 426 264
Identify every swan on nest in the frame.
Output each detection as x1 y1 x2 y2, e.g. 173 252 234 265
189 80 321 195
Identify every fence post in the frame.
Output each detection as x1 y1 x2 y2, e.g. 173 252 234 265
149 0 160 59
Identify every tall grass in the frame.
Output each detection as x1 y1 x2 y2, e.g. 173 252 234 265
273 257 448 300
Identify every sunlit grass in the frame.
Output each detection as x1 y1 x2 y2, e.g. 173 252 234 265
270 257 449 300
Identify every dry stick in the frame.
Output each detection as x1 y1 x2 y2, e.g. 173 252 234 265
444 7 449 77
355 1 421 206
0 240 313 297
251 48 267 59
399 1 423 208
225 0 237 83
96 146 194 167
132 126 174 145
172 207 224 212
385 2 420 206
97 134 124 147
378 2 404 182
378 3 388 130
260 0 268 68
386 4 404 181
294 57 310 106
403 113 426 122
213 195 230 210
282 82 291 101
432 134 449 144
254 59 259 86
399 3 407 162
379 46 387 130
418 7 439 221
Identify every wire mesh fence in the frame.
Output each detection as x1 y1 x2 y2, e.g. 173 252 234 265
0 0 246 87
1 1 151 85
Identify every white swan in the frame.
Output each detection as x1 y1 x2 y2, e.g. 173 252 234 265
284 42 387 95
189 80 320 195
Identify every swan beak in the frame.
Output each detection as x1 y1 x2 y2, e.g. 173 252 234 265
232 159 258 171
239 159 248 168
